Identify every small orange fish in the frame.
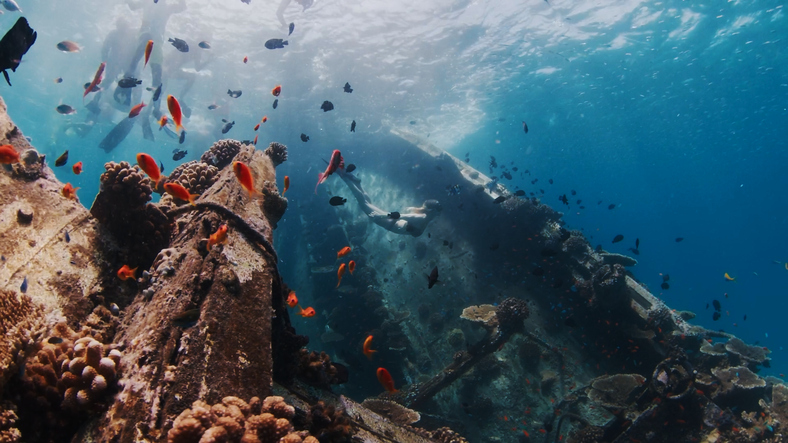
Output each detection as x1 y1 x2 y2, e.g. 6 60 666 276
724 272 735 281
243 56 248 64
271 85 281 97
117 264 137 281
232 161 258 198
253 134 258 145
163 182 199 206
159 115 168 129
144 40 153 68
72 161 83 175
363 335 377 360
61 183 79 200
207 224 228 251
283 176 290 196
262 116 268 123
84 62 106 99
254 123 260 131
337 246 352 259
128 101 147 118
298 305 316 317
0 144 20 164
167 95 185 133
376 367 397 393
348 260 356 275
286 291 298 308
336 263 347 288
137 153 163 186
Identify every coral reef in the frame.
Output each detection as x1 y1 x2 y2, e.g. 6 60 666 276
307 401 352 442
201 139 243 169
166 161 219 196
264 142 288 167
588 374 646 408
10 149 46 181
0 402 20 443
0 290 44 390
495 297 530 332
297 350 348 389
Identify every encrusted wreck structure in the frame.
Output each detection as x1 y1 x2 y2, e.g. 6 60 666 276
0 95 785 443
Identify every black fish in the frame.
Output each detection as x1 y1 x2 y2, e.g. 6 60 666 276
350 120 356 132
20 276 27 293
198 41 211 49
743 314 747 321
564 317 577 327
532 267 545 276
522 121 528 133
675 237 684 242
329 196 347 206
346 164 356 173
343 82 353 93
713 300 721 311
172 148 187 160
321 100 334 112
635 238 640 249
168 37 189 52
549 179 553 184
118 77 142 88
531 179 538 184
160 161 165 173
56 104 76 115
152 83 162 102
515 190 525 197
712 312 721 321
264 38 288 49
179 130 186 144
273 99 278 109
571 190 576 195
409 120 416 125
558 194 569 205
608 204 616 210
99 117 135 152
662 274 670 282
300 133 309 142
221 119 235 134
241 0 250 3
55 150 68 167
47 337 64 344
493 196 506 204
661 282 669 290
388 212 400 219
0 18 36 86
227 89 242 98
427 266 439 289
612 234 624 243
64 230 70 243
576 199 582 204
208 104 218 110
288 22 295 36
83 81 101 93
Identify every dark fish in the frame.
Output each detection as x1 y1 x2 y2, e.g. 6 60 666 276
661 282 669 290
576 199 582 204
168 37 189 52
179 130 186 144
522 121 528 133
320 100 334 112
198 41 211 49
350 120 356 132
47 337 64 344
549 179 553 184
490 243 499 251
558 194 568 205
531 179 538 184
409 120 416 125
532 267 545 276
99 117 135 152
208 104 218 110
662 274 670 282
64 230 70 243
54 77 62 83
83 82 101 93
118 77 142 88
635 238 640 249
493 196 506 204
329 196 347 206
443 240 449 246
343 82 353 93
0 18 37 86
160 161 165 174
172 309 200 328
427 266 439 289
712 312 721 321
346 164 356 173
221 120 235 134
564 317 577 327
288 22 295 36
56 104 76 115
388 212 400 219
20 276 27 293
273 99 278 109
713 300 721 311
264 38 288 50
54 150 68 167
571 190 576 195
539 189 544 194
743 314 747 321
612 234 624 243
241 0 250 3
227 89 242 98
706 303 709 309
598 200 603 205
300 133 309 142
675 237 684 242
172 148 187 161
628 248 640 255
608 204 616 210
514 190 526 197
152 83 162 102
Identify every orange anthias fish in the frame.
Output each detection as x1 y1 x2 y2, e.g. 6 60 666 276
376 367 397 393
253 134 258 145
262 116 268 123
61 183 79 200
724 273 736 281
136 153 164 185
117 264 138 281
298 305 316 317
315 149 344 194
72 161 83 175
144 40 153 68
232 161 258 198
0 144 20 164
363 335 377 360
207 224 228 251
243 56 248 64
128 102 147 118
83 62 106 99
159 115 168 129
283 176 290 196
167 95 185 133
271 85 281 97
163 182 199 206
348 260 356 275
336 263 347 288
254 123 260 131
286 291 298 308
337 246 351 259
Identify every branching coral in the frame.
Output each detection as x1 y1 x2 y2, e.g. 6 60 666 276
0 290 44 390
166 161 219 196
263 142 288 167
201 139 243 169
0 402 21 443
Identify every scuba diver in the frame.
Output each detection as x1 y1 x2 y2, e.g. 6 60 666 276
276 0 314 29
337 168 441 238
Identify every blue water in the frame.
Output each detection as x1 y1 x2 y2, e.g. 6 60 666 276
2 0 787 379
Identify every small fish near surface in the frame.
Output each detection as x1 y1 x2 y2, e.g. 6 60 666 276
273 99 278 109
221 119 235 134
198 41 211 49
168 37 189 52
172 148 187 161
0 17 37 86
558 194 569 205
227 89 242 98
427 266 439 289
300 134 310 143
343 82 353 93
612 234 624 243
56 104 76 115
56 40 80 53
320 100 334 112
118 77 142 88
54 150 68 167
350 120 356 132
265 38 288 50
288 22 295 36
329 196 347 206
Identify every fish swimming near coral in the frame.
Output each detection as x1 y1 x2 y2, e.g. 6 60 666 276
61 183 79 200
298 306 316 317
286 291 298 308
348 260 356 275
233 161 257 198
72 161 82 175
264 38 288 49
363 335 376 360
164 182 198 206
54 150 68 167
167 95 185 133
20 276 27 293
117 264 137 281
300 133 309 142
0 17 36 86
172 148 187 161
282 175 289 196
337 246 351 259
376 367 397 393
336 263 347 288
136 152 164 186
207 224 228 251
427 266 439 289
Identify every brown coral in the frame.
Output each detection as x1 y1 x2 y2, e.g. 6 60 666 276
166 161 219 196
201 139 243 169
0 402 21 443
260 180 288 229
97 161 153 208
495 297 529 332
263 142 288 167
308 401 352 443
431 427 469 443
0 290 44 391
297 350 347 389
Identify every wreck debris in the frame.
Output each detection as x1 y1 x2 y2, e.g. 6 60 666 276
360 399 420 425
588 374 646 408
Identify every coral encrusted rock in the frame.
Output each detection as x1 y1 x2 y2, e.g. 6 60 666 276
166 161 219 195
264 142 288 167
201 139 243 169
